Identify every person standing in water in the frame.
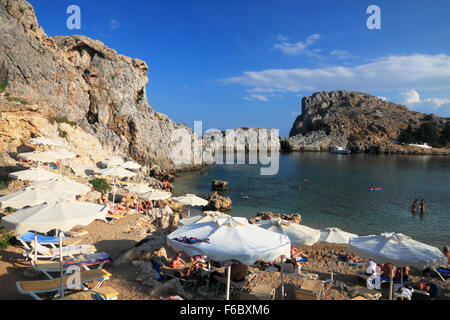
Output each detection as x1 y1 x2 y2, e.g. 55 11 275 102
411 199 418 213
420 199 427 213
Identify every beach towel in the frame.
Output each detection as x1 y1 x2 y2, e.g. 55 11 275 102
20 232 66 244
50 244 95 256
295 256 308 262
172 236 210 244
62 252 113 267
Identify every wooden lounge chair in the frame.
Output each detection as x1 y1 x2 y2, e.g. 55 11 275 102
57 287 119 300
16 269 112 300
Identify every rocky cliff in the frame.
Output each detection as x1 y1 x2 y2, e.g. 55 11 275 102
283 90 449 154
0 0 196 172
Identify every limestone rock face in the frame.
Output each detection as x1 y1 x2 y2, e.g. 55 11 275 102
286 90 448 154
0 0 196 171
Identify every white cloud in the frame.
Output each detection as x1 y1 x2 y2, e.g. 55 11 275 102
223 54 450 93
243 94 269 102
330 49 354 60
110 19 119 30
377 96 388 101
400 89 450 116
273 34 321 56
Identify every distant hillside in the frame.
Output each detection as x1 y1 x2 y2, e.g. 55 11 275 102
282 90 449 154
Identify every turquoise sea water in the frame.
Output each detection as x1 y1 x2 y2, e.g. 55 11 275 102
173 152 450 248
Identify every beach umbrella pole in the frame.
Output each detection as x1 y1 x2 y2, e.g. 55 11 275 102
280 255 285 300
34 232 37 261
226 264 231 300
389 267 394 300
59 232 64 298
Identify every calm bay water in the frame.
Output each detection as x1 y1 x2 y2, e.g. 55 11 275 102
173 152 450 248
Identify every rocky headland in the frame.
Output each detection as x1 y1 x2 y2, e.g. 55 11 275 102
282 90 449 155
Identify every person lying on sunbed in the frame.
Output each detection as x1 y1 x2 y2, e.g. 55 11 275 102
346 252 363 263
411 280 439 299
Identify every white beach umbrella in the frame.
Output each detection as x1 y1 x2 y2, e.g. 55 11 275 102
49 149 77 160
26 178 91 196
178 211 231 226
138 189 172 201
0 201 108 234
319 227 359 244
18 150 76 162
0 189 76 209
168 217 290 265
120 161 141 170
18 151 59 163
95 167 137 209
103 157 124 167
348 232 447 300
167 216 291 300
95 167 137 178
255 219 321 246
8 168 60 182
172 194 208 207
348 233 446 270
124 184 153 195
29 137 65 147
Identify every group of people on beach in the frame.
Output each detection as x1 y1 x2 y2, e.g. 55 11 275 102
411 199 427 214
99 193 154 215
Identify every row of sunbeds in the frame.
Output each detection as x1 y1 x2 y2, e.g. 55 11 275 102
15 232 119 300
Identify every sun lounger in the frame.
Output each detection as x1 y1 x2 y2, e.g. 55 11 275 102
351 296 369 300
248 285 275 300
31 252 113 279
27 242 97 260
57 287 119 300
18 232 82 260
353 287 382 300
295 279 324 300
16 269 112 300
213 271 256 292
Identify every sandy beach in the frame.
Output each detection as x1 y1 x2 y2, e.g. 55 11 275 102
1 210 449 300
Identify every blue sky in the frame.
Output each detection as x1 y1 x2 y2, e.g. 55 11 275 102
28 0 450 136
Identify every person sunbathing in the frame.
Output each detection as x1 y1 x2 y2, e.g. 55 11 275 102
413 280 439 299
290 246 308 269
346 252 362 263
170 252 187 268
